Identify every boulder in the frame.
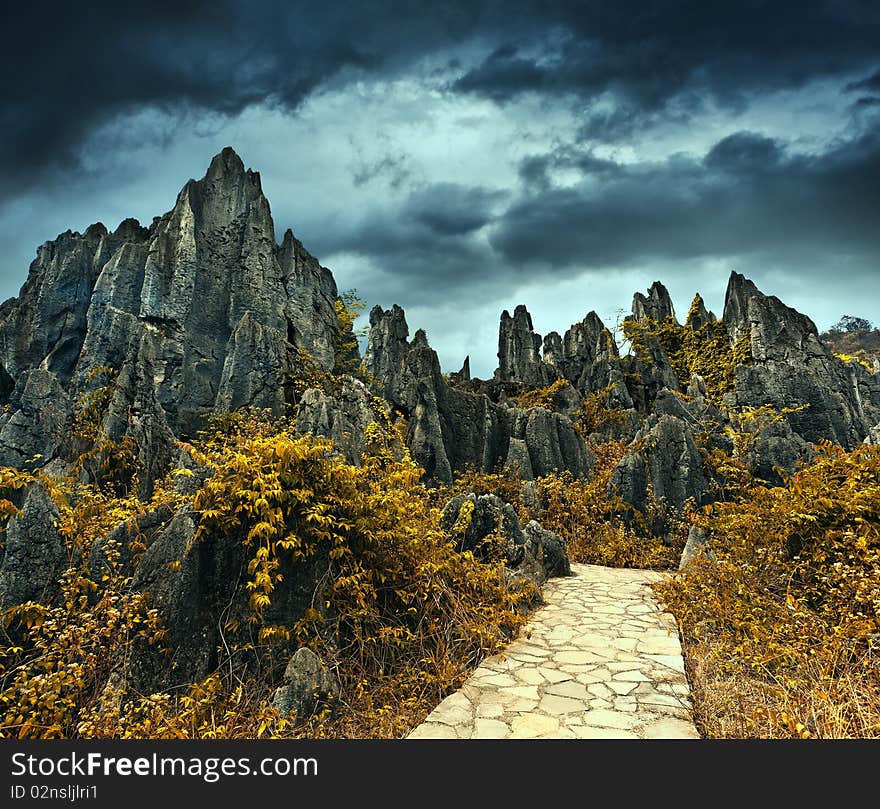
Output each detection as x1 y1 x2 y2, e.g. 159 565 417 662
271 648 339 718
679 525 712 569
440 493 571 585
0 483 67 609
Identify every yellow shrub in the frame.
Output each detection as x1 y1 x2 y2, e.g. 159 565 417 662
657 442 880 738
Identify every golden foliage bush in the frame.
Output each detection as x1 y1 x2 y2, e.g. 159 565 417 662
623 296 751 402
509 378 570 411
532 439 680 570
0 412 529 739
656 442 880 738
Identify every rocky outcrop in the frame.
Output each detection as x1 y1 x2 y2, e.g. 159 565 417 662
522 520 571 580
0 147 344 491
440 493 526 564
271 648 339 718
0 484 67 609
440 493 570 585
365 305 592 483
295 377 381 464
496 305 556 388
610 414 708 529
724 272 880 449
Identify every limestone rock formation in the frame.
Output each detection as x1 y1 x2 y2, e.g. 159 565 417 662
496 305 556 387
440 493 526 564
632 281 678 324
0 147 344 492
724 272 880 449
621 282 682 412
685 294 717 331
545 312 634 410
365 305 593 483
271 648 340 718
0 483 67 609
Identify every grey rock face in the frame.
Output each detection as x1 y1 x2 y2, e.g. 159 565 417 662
496 305 556 388
866 424 880 446
747 419 814 484
723 272 880 449
609 450 649 513
88 505 174 584
295 377 381 464
632 281 678 324
271 648 339 718
440 493 570 585
0 147 344 489
449 355 471 384
610 415 708 524
0 369 69 468
365 305 592 483
0 483 67 609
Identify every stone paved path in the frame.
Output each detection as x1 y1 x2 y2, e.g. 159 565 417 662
408 563 699 739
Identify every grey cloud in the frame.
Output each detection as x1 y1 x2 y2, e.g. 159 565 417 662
492 128 880 272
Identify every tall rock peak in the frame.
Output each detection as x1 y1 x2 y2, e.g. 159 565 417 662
496 304 555 387
632 281 677 323
207 146 247 180
0 148 343 485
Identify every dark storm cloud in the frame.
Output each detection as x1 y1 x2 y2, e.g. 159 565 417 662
313 182 507 303
846 68 880 94
0 0 514 198
6 0 879 199
406 184 506 236
492 128 880 272
455 2 880 135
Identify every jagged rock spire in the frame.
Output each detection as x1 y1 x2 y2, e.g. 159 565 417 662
632 281 677 323
685 294 717 331
496 304 556 388
0 148 342 482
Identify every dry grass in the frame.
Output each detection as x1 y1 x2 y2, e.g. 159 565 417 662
679 631 880 738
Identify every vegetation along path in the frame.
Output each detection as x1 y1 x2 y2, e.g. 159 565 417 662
408 564 699 739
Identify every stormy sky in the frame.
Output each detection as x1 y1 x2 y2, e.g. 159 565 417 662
2 2 879 377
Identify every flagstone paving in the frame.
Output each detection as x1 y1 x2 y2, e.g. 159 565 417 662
408 563 700 739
